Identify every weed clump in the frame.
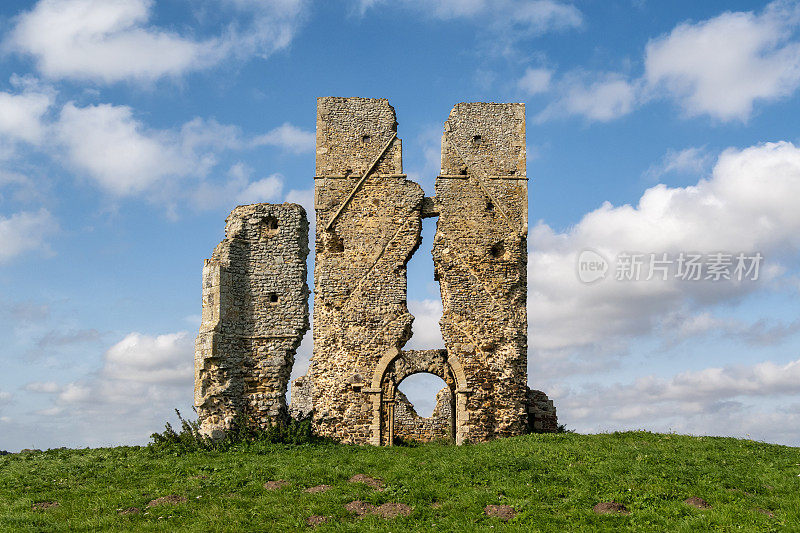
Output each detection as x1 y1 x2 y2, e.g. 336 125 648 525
149 409 327 453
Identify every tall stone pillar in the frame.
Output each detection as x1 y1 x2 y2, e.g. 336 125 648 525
432 103 529 442
308 97 424 443
194 204 309 438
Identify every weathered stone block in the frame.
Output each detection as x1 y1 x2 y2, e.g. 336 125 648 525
194 203 309 438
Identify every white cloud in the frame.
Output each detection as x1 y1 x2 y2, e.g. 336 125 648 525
6 0 308 84
645 1 800 121
406 299 445 349
517 67 553 95
236 175 284 204
252 122 315 154
6 0 219 83
0 391 10 404
359 0 582 38
644 146 713 180
529 140 800 362
0 209 56 263
556 355 800 444
285 187 315 239
0 89 53 145
534 2 800 124
103 332 194 384
537 72 638 122
56 102 190 196
25 381 60 393
191 163 284 211
55 103 276 212
217 0 308 60
27 331 194 446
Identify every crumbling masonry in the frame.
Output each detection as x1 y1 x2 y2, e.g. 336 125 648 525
195 97 557 443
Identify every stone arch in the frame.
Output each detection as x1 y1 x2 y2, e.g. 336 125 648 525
369 348 470 445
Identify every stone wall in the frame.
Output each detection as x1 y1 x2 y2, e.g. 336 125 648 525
289 375 312 419
527 388 559 433
393 387 453 443
194 203 309 438
307 97 424 444
433 103 529 442
195 98 557 444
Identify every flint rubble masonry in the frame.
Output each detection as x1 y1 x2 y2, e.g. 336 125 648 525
196 97 557 444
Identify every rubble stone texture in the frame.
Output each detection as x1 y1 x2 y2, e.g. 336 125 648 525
393 387 453 443
194 204 309 438
432 102 530 442
196 97 557 444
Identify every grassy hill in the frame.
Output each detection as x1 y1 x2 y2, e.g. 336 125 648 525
1 431 798 531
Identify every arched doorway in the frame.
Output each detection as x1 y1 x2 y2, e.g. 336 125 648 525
390 372 454 444
370 348 470 445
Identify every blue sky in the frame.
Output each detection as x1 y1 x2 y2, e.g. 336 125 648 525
1 0 800 451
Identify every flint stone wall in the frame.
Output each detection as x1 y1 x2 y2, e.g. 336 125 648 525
194 97 557 443
527 388 558 433
393 387 453 443
433 102 529 442
307 97 424 444
194 203 309 438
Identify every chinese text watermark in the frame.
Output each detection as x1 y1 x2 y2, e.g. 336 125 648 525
577 250 763 284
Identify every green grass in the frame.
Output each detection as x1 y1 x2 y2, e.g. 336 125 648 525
1 431 798 531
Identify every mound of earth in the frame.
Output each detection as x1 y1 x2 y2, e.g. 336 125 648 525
147 495 187 507
484 504 516 521
263 480 290 490
349 474 384 491
684 497 711 509
593 501 630 515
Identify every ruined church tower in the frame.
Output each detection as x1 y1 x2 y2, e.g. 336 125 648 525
195 97 557 444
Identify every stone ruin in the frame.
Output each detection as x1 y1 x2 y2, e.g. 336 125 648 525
194 97 557 444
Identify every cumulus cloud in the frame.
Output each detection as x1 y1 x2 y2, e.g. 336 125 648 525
644 1 800 121
529 140 800 362
6 0 219 83
406 299 445 350
536 72 639 122
54 102 285 211
191 163 284 211
0 209 57 263
5 0 308 84
0 89 53 146
252 122 315 154
534 1 800 123
26 331 194 446
55 102 191 196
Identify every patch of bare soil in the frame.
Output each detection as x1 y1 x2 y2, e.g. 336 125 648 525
306 515 328 526
147 495 187 507
345 500 376 516
32 501 59 511
118 507 141 515
374 502 412 518
484 504 516 521
304 484 331 493
348 474 384 491
345 500 412 519
263 480 290 491
593 501 630 515
684 497 711 509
